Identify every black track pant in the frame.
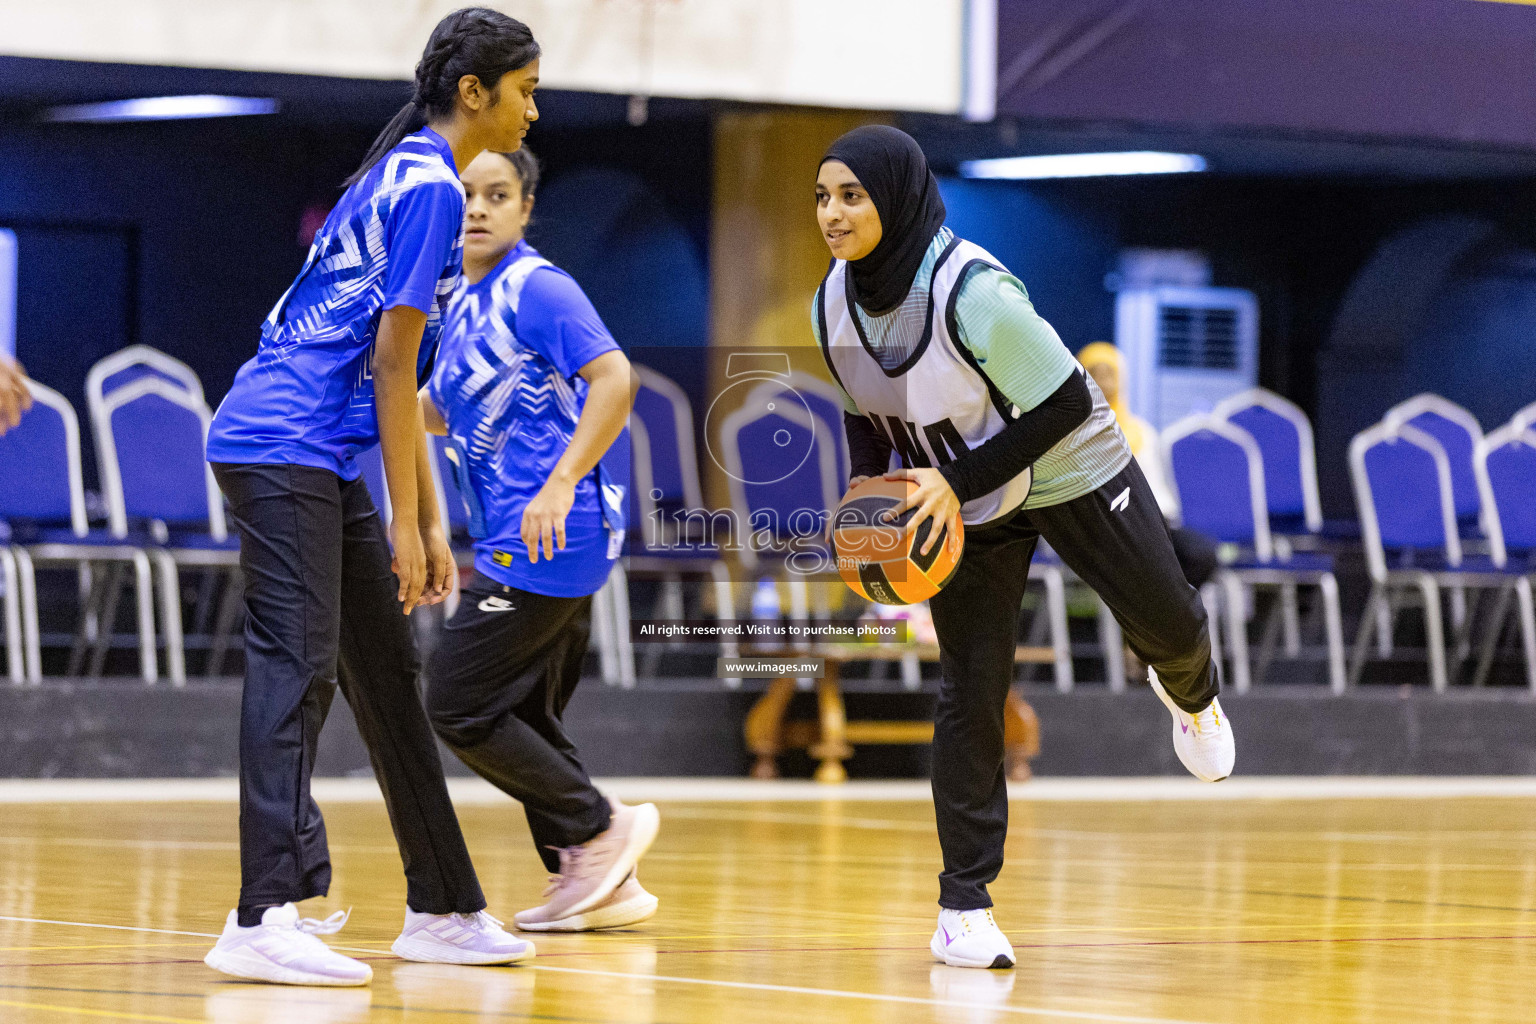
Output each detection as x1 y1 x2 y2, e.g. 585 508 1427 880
214 463 487 917
928 460 1218 910
425 573 612 875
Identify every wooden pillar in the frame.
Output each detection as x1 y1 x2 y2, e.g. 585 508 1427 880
704 109 883 513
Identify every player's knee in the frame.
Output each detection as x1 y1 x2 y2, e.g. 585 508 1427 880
423 668 485 750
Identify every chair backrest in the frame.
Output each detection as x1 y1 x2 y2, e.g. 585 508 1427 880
1383 394 1482 527
631 366 703 513
1511 400 1536 434
745 372 850 487
1349 420 1459 581
1475 424 1536 562
717 398 839 570
1213 387 1321 533
96 377 225 539
86 345 204 417
0 380 88 535
1163 414 1272 559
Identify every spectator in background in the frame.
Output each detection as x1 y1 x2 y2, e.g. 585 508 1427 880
1077 342 1216 587
0 357 32 436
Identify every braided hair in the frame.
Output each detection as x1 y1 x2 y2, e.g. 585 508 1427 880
345 7 539 187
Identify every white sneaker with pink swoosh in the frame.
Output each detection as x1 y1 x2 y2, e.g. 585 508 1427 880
1150 668 1235 782
930 908 1015 969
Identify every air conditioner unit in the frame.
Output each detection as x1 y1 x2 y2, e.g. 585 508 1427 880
1115 286 1259 429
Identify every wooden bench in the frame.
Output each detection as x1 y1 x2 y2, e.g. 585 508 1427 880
743 643 1045 783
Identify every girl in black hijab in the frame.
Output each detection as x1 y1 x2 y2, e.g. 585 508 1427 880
812 126 1234 969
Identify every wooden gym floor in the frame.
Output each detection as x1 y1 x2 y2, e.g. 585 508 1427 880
2 779 1535 1023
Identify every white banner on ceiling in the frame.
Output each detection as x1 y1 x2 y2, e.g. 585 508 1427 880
0 0 966 114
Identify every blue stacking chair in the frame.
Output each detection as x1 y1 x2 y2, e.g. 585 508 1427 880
1383 394 1484 536
1470 424 1536 689
89 349 237 684
1348 419 1516 691
744 371 851 491
1165 413 1346 693
718 390 840 654
627 367 737 684
1214 388 1323 537
0 379 158 683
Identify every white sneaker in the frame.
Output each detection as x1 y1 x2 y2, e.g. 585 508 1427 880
929 908 1015 969
204 904 371 987
391 908 534 965
515 871 659 932
1149 669 1235 782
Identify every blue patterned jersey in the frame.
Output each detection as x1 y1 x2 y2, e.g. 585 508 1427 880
429 241 625 597
208 128 463 479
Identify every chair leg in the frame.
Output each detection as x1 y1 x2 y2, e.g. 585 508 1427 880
786 575 811 653
1376 591 1394 659
1516 577 1536 693
591 577 619 685
1416 574 1447 692
1280 581 1301 658
1349 583 1383 687
152 552 186 687
1219 572 1251 694
900 651 921 690
1449 584 1467 634
711 562 741 688
1469 585 1512 689
1310 573 1345 695
1041 566 1073 692
207 568 244 677
1097 597 1126 693
131 552 158 684
1200 582 1223 677
1 549 22 685
609 563 636 689
15 549 41 684
87 564 128 679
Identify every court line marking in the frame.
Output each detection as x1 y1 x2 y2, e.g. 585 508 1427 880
0 998 203 1024
521 964 1222 1024
9 776 1536 803
0 916 218 938
0 914 1216 1023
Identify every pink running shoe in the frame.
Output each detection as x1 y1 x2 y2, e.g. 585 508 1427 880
515 871 659 932
536 802 659 923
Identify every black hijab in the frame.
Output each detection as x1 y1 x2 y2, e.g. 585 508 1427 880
822 125 947 314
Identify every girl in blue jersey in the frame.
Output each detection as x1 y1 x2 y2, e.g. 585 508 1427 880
203 9 541 986
421 147 659 933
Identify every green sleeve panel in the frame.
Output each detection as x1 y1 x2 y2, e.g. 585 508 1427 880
952 265 1076 413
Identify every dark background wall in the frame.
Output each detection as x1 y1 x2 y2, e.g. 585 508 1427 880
0 84 713 489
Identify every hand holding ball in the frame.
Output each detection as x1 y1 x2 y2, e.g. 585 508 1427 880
831 471 964 605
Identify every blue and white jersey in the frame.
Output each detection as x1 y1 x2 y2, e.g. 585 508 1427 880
430 240 626 598
208 128 464 479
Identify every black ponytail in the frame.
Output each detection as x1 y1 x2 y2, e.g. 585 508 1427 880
345 7 539 187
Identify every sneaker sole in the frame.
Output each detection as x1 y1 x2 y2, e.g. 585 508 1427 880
516 890 659 933
929 934 1014 970
204 946 372 987
561 804 661 920
390 934 535 965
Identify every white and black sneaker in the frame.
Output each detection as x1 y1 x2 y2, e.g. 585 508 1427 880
930 908 1016 969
